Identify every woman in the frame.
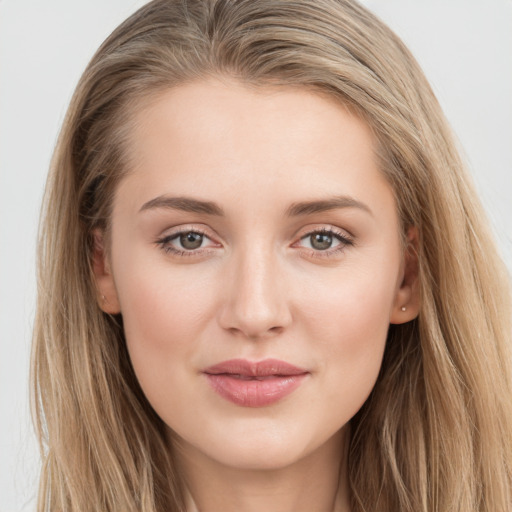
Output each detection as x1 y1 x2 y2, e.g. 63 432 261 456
32 0 512 510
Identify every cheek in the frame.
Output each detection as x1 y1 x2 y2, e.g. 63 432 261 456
297 264 397 410
299 262 397 347
113 255 217 403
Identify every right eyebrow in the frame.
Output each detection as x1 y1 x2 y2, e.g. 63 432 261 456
139 195 225 216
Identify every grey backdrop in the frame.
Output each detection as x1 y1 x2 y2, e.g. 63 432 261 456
1 1 511 510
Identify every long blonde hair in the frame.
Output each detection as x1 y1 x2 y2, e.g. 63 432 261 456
32 0 512 510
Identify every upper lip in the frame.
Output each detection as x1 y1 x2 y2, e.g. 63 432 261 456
203 358 309 377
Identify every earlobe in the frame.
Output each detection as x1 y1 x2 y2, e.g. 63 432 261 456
390 226 420 324
92 229 121 314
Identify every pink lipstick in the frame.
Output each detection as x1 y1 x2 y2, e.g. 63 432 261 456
203 358 309 407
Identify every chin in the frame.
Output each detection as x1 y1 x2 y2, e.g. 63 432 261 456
217 439 308 471
169 416 341 472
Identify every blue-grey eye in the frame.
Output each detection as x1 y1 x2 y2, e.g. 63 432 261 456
310 232 334 250
179 232 204 250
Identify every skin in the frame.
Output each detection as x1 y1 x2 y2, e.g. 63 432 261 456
94 78 419 512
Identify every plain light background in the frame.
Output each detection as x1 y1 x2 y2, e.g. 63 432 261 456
1 1 511 510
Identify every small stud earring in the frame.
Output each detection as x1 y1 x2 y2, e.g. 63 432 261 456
101 294 107 302
401 306 407 312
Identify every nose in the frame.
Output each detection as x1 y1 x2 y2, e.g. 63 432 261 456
217 246 292 340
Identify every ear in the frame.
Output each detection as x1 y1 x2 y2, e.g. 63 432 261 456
390 226 420 324
91 229 121 314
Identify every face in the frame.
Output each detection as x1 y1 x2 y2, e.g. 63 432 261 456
95 78 418 472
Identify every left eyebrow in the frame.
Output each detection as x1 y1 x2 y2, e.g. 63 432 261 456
285 195 373 217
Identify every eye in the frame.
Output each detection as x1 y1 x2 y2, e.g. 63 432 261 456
179 231 205 250
303 232 339 251
295 227 354 257
156 228 220 256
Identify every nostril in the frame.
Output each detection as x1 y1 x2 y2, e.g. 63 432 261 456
226 324 284 340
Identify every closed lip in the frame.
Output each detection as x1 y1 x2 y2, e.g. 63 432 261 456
203 358 309 377
203 358 310 407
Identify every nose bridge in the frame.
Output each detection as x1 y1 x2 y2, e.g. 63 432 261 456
219 240 291 338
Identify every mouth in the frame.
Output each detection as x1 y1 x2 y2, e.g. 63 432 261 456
203 358 309 407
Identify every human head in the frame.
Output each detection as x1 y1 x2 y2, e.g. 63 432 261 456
33 1 512 511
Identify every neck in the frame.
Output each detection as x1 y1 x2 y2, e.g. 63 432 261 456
173 427 351 512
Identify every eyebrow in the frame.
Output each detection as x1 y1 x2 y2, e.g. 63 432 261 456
139 195 225 216
285 195 373 217
139 194 372 217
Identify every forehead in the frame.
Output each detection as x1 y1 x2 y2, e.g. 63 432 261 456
116 78 396 221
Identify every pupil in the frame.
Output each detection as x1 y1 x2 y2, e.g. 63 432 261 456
311 233 332 250
180 232 203 250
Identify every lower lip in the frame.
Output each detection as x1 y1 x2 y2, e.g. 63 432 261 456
205 373 308 407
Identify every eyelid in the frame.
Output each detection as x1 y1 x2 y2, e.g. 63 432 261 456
155 224 222 255
291 225 355 258
156 223 220 241
293 224 354 242
154 223 354 259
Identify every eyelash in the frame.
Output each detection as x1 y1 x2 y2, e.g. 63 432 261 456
155 227 354 259
296 227 354 259
155 227 215 257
